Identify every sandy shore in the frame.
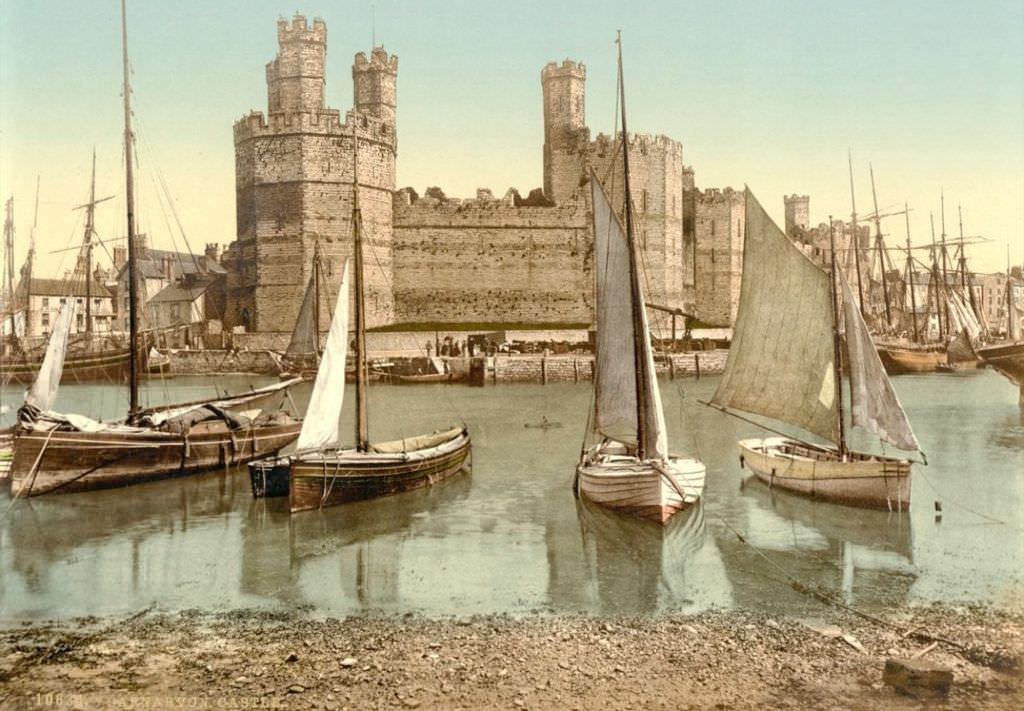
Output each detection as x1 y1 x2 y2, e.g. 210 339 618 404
1 605 1021 710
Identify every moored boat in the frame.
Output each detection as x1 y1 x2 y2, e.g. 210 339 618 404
575 36 705 524
9 0 301 498
710 189 923 511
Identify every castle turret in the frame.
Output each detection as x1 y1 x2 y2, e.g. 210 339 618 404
266 14 327 114
541 60 586 205
784 194 810 240
353 47 398 127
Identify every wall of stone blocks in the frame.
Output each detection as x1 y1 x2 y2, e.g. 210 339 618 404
392 199 591 325
690 188 745 326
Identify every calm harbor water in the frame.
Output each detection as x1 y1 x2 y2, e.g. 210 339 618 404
1 369 1021 620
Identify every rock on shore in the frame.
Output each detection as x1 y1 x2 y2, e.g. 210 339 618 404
1 605 1020 709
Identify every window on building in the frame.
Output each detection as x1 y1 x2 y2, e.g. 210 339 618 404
41 313 50 326
77 298 83 305
42 297 49 308
94 298 101 308
77 314 84 330
59 297 66 304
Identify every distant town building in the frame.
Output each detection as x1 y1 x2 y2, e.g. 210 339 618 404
21 276 114 338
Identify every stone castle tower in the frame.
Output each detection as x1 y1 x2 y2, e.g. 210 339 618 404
784 194 810 240
541 61 588 205
227 15 397 333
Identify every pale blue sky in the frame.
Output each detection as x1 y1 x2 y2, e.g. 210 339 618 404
1 0 1021 277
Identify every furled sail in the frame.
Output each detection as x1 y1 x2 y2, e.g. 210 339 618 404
711 188 840 445
841 276 920 452
590 174 667 459
296 260 350 452
285 270 318 359
25 300 75 412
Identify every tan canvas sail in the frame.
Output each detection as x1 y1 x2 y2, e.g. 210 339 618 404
841 276 920 452
285 270 318 359
590 175 667 458
25 300 76 412
296 260 350 452
711 188 839 444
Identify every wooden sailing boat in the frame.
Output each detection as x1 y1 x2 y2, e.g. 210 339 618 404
7 0 301 498
711 189 923 511
255 145 470 511
574 36 705 524
977 261 1024 400
1 164 134 387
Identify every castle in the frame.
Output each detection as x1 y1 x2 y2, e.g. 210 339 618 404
223 15 748 336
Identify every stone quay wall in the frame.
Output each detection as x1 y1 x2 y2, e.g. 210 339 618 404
490 350 727 384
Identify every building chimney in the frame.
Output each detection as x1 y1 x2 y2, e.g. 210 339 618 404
113 246 127 273
163 255 175 281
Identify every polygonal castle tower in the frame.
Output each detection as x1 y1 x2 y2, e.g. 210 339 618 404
227 14 398 335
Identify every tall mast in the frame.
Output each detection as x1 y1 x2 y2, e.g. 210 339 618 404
828 217 847 459
868 163 892 327
23 178 37 316
313 239 321 362
352 140 368 452
84 149 97 334
929 212 944 340
904 203 920 342
121 0 140 417
957 204 981 321
616 31 649 460
939 190 951 330
847 152 866 317
2 198 13 312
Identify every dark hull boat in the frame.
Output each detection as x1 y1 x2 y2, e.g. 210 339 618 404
12 418 300 497
1 344 131 385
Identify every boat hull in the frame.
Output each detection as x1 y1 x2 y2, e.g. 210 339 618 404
576 447 705 524
0 427 12 483
0 346 132 386
977 341 1024 385
289 429 471 512
738 436 912 511
877 346 946 374
9 420 301 497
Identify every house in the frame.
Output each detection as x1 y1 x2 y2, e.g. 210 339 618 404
113 238 226 332
20 276 115 338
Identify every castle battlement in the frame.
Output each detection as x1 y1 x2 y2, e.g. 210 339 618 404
591 132 681 158
233 107 396 147
692 186 744 205
353 47 398 75
784 194 810 202
541 59 585 80
277 14 326 45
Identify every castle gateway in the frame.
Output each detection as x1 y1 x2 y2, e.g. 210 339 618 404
223 15 746 336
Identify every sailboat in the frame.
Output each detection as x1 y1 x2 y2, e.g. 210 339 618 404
258 146 470 512
7 0 301 498
1 168 134 387
574 36 705 524
710 189 923 511
977 265 1024 401
277 241 326 379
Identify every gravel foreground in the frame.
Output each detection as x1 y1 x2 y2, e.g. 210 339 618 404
0 605 1021 710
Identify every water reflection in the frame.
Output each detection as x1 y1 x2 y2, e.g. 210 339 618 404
0 373 1020 619
714 475 916 614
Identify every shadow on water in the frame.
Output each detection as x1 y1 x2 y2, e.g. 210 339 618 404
711 475 916 616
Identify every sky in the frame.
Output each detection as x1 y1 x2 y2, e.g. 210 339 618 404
1 0 1022 280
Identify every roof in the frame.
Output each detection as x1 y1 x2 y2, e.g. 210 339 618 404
148 281 211 304
118 248 226 281
26 277 113 298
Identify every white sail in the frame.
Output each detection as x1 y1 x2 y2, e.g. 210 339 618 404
711 188 840 445
296 260 350 452
24 300 75 412
590 175 667 459
841 276 920 452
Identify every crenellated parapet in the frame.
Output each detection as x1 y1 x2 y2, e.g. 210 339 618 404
276 14 326 45
233 107 396 150
691 186 745 205
353 47 398 126
541 59 586 82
